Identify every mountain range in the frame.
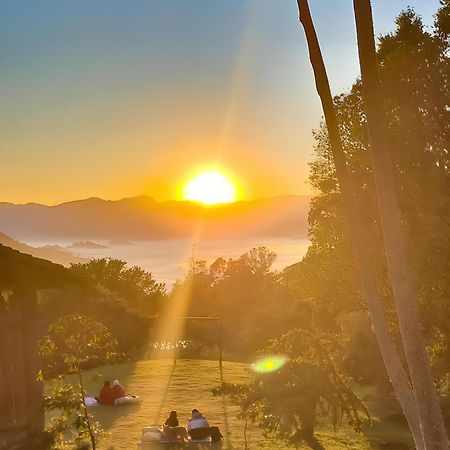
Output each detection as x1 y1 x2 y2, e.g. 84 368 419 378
0 232 86 266
0 195 311 242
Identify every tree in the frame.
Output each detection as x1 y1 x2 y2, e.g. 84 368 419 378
216 328 369 447
39 314 123 449
294 1 450 447
43 379 107 450
436 0 450 35
295 1 425 446
38 285 151 358
352 1 448 447
70 258 166 316
294 5 450 384
167 248 299 358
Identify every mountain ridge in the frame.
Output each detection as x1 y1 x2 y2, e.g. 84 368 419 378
0 232 87 266
0 195 311 242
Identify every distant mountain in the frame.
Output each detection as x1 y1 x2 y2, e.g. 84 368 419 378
67 241 109 249
108 240 135 246
0 232 87 267
0 195 311 242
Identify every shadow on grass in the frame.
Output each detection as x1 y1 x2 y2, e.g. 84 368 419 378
141 443 223 450
219 362 232 450
304 436 326 450
154 358 177 425
362 418 414 450
91 403 141 429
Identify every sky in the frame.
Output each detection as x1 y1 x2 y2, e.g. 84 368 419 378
0 0 441 205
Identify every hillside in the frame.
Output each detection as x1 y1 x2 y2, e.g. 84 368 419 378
0 232 86 267
53 359 414 450
0 243 82 289
0 195 310 242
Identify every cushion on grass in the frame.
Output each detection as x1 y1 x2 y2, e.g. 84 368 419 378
141 431 164 442
84 396 98 407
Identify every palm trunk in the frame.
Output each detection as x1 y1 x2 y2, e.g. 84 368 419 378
352 1 449 448
295 1 425 448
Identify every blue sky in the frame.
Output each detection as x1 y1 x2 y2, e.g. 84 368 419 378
0 0 441 204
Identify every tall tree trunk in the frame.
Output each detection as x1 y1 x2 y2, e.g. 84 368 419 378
295 1 425 448
352 1 449 448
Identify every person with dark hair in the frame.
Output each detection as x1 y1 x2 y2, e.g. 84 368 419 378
187 409 211 440
96 380 115 405
163 410 189 443
165 410 181 427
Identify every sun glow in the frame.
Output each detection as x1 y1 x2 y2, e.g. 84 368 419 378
182 169 238 204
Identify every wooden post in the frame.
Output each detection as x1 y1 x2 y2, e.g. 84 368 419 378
18 289 45 450
0 289 45 450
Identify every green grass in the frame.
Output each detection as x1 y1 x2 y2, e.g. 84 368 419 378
50 359 415 450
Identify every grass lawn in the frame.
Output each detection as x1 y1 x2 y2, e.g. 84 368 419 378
50 359 415 450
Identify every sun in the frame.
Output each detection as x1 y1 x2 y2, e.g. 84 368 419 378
182 169 238 204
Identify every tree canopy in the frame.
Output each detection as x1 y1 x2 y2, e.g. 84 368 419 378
39 313 123 377
70 258 166 316
168 247 300 357
286 5 450 384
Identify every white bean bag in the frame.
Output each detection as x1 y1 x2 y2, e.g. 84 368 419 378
84 396 98 407
114 395 141 406
140 426 173 445
141 431 163 443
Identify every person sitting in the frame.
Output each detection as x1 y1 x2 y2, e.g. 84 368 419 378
187 408 211 440
112 379 132 405
96 380 115 405
112 379 126 398
163 410 189 443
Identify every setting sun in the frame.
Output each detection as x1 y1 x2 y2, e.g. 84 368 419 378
182 169 237 204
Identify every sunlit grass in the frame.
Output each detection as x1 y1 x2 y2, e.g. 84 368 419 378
48 359 414 450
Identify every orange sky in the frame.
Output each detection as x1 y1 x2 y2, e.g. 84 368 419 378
0 0 439 205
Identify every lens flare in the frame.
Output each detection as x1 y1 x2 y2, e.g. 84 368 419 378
251 356 287 373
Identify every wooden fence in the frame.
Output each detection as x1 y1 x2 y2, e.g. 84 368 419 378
0 291 44 450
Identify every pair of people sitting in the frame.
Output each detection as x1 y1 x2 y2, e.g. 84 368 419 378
163 409 222 443
96 379 126 406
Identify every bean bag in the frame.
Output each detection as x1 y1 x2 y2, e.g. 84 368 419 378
114 395 141 406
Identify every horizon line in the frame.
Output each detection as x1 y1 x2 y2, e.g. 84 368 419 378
0 193 313 208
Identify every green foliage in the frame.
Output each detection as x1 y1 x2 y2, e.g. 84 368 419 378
38 287 151 358
285 5 450 385
39 313 124 377
215 329 369 445
42 359 415 450
43 379 108 450
38 258 158 358
169 247 300 357
70 258 166 316
436 0 450 36
39 315 122 449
